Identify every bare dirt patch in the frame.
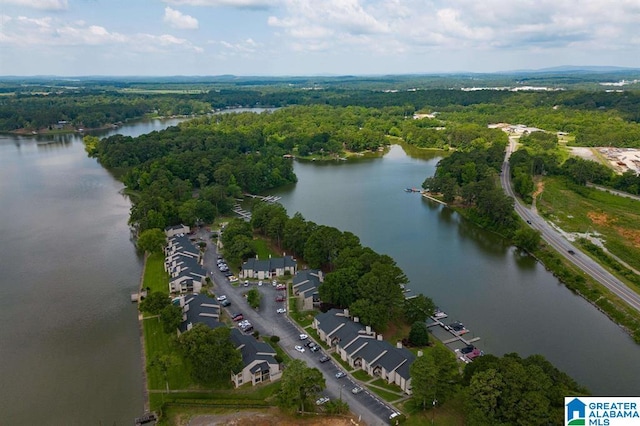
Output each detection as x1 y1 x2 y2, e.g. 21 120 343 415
185 409 361 426
587 212 640 248
587 211 609 226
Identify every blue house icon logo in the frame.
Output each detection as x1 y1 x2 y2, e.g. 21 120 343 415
566 398 586 425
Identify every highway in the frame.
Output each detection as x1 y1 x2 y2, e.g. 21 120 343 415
501 140 640 313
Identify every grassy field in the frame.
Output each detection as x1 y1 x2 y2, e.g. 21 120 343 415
144 252 170 293
537 177 640 273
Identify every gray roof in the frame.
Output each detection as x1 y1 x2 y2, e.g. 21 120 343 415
331 320 366 346
351 339 389 363
315 309 348 335
250 361 270 374
374 345 414 373
179 294 221 333
395 353 415 380
241 256 297 273
230 329 278 372
293 269 321 286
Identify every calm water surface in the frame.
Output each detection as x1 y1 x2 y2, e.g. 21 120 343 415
0 118 184 425
1 122 637 425
272 144 640 396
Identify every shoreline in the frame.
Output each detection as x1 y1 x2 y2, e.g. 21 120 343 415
137 253 151 414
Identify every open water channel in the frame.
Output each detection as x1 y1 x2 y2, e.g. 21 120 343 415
0 118 638 425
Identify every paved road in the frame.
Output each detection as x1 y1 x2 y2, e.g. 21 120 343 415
501 140 640 313
200 234 396 426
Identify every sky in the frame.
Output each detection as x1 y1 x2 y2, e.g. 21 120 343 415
1 0 639 76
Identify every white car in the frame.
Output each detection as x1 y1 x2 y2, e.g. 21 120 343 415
315 396 330 405
258 280 263 286
229 276 238 282
295 345 305 353
277 308 286 314
299 334 308 340
335 371 346 379
216 295 227 301
272 280 277 286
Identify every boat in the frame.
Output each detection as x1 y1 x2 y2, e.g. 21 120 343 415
449 321 469 335
433 308 447 319
405 188 413 192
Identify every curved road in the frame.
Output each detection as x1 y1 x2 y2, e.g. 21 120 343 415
501 140 640 313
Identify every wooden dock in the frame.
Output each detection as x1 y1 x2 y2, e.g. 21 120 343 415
421 192 447 206
243 193 281 203
428 312 482 358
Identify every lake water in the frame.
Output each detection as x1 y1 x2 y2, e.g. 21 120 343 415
0 118 184 425
272 144 640 396
1 119 638 425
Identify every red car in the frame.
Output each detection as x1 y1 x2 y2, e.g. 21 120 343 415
276 284 286 290
276 295 286 302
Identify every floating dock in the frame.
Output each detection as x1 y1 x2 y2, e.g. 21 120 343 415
428 310 483 363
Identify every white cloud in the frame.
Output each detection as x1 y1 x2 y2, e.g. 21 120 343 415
0 14 203 53
0 0 68 10
163 6 199 30
164 0 275 9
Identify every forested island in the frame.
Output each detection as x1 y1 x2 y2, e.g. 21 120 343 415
6 72 639 423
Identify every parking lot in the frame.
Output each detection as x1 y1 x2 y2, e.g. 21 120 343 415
199 231 398 425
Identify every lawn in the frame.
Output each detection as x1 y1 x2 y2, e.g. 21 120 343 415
369 386 404 403
351 370 371 382
252 237 279 259
143 252 170 294
370 378 403 394
537 176 640 272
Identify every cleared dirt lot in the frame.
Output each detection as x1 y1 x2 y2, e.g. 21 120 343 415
184 409 361 426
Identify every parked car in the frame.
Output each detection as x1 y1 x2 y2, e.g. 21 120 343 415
335 371 346 379
276 284 286 290
299 334 308 340
244 280 249 287
272 280 277 286
310 345 320 352
216 295 227 301
229 276 238 282
258 280 263 286
221 299 231 307
352 386 363 394
276 308 286 314
295 345 305 353
319 355 330 363
315 396 330 405
275 295 286 302
233 315 244 322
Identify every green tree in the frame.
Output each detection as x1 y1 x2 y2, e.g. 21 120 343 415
410 346 460 410
318 267 359 307
247 287 262 309
160 304 183 333
139 292 170 315
513 227 541 252
403 294 436 324
277 359 326 412
466 368 504 425
179 324 242 384
408 321 429 346
150 354 179 394
410 353 437 410
137 228 167 254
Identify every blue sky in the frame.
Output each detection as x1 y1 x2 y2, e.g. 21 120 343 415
1 0 639 76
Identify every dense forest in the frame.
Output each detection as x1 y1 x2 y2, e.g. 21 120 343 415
2 75 640 149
